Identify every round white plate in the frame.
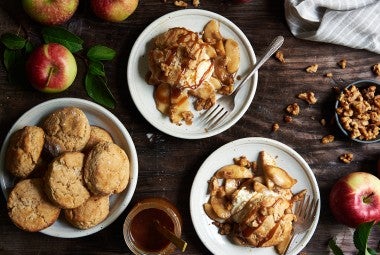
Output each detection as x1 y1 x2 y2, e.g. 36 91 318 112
127 9 257 139
0 98 138 238
190 137 320 255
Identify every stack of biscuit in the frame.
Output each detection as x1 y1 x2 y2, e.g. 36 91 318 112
5 107 130 232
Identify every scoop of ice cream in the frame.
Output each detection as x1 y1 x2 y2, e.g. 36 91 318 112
148 27 214 90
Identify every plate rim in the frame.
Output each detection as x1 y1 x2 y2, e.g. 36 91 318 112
0 97 139 238
189 137 321 255
127 9 258 139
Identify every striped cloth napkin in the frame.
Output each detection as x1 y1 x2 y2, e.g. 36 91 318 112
284 0 380 54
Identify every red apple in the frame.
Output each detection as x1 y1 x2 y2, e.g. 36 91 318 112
22 0 79 25
90 0 138 22
329 172 380 228
26 43 77 93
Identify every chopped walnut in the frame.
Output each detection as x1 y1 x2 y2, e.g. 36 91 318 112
372 63 380 76
181 111 194 125
192 0 200 7
233 156 251 168
321 135 334 144
286 103 300 116
339 153 353 164
325 72 333 78
212 221 231 235
306 64 318 73
174 0 188 7
283 115 293 123
297 92 317 104
275 51 285 63
338 59 347 69
320 118 326 126
336 85 380 141
272 123 280 132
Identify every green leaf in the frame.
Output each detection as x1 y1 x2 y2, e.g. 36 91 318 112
3 49 28 86
42 26 83 53
88 60 105 77
85 73 116 109
367 248 377 255
328 238 345 255
0 33 26 50
87 45 116 61
354 221 375 255
24 41 34 55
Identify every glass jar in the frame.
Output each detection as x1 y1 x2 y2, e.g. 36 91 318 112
123 197 182 255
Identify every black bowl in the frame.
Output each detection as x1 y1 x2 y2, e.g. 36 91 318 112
335 79 380 144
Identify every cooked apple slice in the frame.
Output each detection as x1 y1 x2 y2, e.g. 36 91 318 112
203 202 223 222
225 39 240 74
210 195 231 219
203 19 222 42
215 164 253 179
264 165 297 189
154 83 170 115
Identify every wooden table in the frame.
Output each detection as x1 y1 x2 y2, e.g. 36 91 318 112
0 1 379 254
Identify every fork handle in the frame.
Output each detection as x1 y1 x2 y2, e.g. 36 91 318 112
233 35 284 95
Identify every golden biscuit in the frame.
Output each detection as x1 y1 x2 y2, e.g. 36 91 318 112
64 195 109 229
83 126 113 152
44 152 90 209
7 178 61 232
42 107 91 157
5 126 45 178
84 142 129 195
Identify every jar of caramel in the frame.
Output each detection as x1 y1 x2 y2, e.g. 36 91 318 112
123 197 182 255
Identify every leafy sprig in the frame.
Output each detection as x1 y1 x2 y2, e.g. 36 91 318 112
329 221 380 255
1 27 116 109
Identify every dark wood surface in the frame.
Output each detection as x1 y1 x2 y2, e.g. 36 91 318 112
0 1 379 254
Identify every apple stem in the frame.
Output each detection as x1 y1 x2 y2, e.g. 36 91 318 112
363 192 374 204
45 67 55 88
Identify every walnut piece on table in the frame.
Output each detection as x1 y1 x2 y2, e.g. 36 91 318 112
275 51 285 63
297 92 318 105
339 153 353 164
306 64 318 73
321 135 334 144
338 59 347 69
325 72 333 78
283 115 293 123
286 103 300 116
373 63 380 76
272 123 280 132
174 0 188 7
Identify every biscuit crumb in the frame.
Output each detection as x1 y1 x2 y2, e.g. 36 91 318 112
338 59 347 69
275 51 285 63
306 64 318 73
272 123 280 132
297 92 317 104
174 0 188 7
325 72 333 78
372 63 380 76
321 135 334 144
286 103 300 116
339 153 353 164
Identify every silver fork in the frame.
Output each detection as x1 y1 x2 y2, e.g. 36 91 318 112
285 195 319 255
199 35 284 130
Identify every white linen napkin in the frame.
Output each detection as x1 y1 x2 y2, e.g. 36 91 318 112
284 0 380 54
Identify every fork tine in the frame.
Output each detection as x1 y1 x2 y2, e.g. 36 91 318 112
204 106 224 125
206 109 228 129
199 105 220 123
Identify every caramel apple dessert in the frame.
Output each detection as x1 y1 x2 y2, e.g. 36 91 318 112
147 20 240 125
203 151 306 255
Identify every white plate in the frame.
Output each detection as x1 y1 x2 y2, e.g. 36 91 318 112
190 137 320 255
127 9 257 139
0 98 138 238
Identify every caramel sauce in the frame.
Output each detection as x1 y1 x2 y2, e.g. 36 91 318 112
130 208 175 253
